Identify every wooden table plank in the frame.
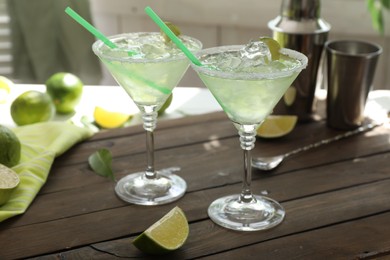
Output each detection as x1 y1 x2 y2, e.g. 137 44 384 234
22 179 390 259
198 212 390 259
3 135 389 229
1 112 389 259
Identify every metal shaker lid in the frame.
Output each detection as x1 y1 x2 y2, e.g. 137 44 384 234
268 0 331 34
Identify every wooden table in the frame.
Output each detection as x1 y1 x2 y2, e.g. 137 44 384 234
1 111 390 259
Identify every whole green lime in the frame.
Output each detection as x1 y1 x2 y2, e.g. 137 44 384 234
11 90 55 126
0 125 21 167
45 72 83 114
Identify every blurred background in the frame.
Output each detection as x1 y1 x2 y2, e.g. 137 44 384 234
0 0 388 89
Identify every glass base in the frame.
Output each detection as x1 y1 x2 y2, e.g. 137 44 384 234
208 194 285 231
115 169 187 205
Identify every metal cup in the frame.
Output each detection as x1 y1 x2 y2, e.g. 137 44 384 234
325 40 382 130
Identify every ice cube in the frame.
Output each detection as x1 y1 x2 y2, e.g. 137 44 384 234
239 41 272 68
142 43 169 59
218 54 242 71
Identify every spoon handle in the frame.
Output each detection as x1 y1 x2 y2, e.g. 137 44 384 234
284 122 381 158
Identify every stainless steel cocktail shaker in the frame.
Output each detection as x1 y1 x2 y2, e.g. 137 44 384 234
268 0 330 122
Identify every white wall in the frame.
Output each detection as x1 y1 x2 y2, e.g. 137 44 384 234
90 0 390 89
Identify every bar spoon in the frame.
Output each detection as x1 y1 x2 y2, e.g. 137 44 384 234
252 122 380 171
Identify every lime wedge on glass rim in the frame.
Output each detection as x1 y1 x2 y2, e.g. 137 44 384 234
259 37 281 61
161 22 181 42
132 206 189 255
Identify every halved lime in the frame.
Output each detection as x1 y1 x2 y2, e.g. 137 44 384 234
257 115 298 138
0 163 20 206
132 206 189 255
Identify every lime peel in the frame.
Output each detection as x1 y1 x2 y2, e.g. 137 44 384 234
161 22 181 43
133 206 189 255
259 37 281 61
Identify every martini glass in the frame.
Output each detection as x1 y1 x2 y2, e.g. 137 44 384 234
191 43 307 231
93 32 202 205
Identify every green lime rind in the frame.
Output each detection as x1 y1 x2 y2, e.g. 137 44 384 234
45 72 84 114
133 232 174 255
0 125 21 167
259 37 281 61
132 206 189 255
10 91 55 126
161 22 181 43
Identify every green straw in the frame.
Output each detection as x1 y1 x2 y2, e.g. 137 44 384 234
65 6 169 94
65 7 117 49
144 6 203 66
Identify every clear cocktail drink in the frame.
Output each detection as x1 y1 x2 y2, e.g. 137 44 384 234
191 42 307 231
93 32 202 205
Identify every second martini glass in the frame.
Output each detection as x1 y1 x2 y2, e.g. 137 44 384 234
93 32 202 205
191 42 307 231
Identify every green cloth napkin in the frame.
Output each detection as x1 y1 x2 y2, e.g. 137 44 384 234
0 122 93 222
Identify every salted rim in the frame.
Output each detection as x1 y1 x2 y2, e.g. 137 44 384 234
92 32 203 64
191 45 308 80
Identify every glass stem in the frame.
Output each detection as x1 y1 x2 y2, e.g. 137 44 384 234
142 110 158 179
238 125 257 203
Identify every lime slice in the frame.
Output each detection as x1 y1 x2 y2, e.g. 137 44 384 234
0 163 20 206
133 206 189 255
257 115 298 138
161 22 181 42
259 37 281 60
0 76 13 104
93 106 132 129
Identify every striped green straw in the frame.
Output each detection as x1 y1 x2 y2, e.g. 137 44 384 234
144 6 203 66
65 7 136 56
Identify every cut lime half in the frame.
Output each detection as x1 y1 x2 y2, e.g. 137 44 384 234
133 206 189 255
0 163 20 206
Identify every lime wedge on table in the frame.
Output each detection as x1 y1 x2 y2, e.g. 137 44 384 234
259 37 281 61
0 164 20 206
257 115 298 138
133 206 189 255
93 106 132 129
